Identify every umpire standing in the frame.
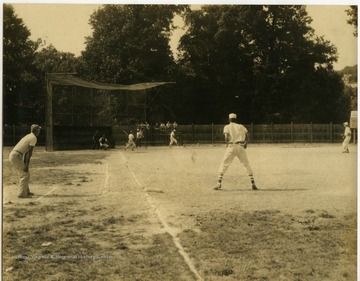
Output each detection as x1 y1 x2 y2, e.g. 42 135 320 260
214 113 258 190
9 124 41 198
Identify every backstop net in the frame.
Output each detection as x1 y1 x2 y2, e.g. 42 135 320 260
46 73 173 151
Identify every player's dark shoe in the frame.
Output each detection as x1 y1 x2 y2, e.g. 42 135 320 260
252 184 258 190
213 183 222 190
28 192 34 196
18 194 32 198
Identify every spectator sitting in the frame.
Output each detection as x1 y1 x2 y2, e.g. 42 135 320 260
166 121 171 130
99 135 109 150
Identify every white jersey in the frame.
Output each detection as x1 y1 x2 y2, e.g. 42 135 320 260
170 131 176 139
223 122 247 143
128 133 135 141
136 131 143 138
344 126 351 136
13 133 37 154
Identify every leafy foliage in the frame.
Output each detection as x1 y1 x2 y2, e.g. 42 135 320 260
346 6 358 37
79 5 188 123
34 45 80 74
3 4 354 126
3 6 81 125
3 4 40 124
177 5 348 123
81 4 187 84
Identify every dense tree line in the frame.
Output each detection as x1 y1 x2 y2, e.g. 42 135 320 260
3 4 355 126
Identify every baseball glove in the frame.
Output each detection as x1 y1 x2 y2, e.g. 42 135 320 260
243 142 247 149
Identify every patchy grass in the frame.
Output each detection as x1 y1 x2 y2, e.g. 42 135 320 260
2 148 195 281
3 199 195 281
3 146 357 280
179 209 357 280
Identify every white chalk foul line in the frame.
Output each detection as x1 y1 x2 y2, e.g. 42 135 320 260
35 186 58 202
99 162 110 194
119 151 203 281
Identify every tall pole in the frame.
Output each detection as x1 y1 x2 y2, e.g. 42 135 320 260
144 90 147 146
144 90 147 122
45 74 54 151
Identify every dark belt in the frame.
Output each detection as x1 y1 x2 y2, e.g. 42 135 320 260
13 150 23 155
228 141 246 145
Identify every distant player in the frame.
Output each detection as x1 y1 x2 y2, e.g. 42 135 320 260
99 135 109 150
125 130 136 151
136 128 144 148
169 129 178 147
214 113 258 191
342 122 351 153
9 124 41 198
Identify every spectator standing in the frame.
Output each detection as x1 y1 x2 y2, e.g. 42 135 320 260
160 122 166 131
166 121 171 130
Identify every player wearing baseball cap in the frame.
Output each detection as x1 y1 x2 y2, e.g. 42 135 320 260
9 124 41 198
342 122 351 153
214 114 258 190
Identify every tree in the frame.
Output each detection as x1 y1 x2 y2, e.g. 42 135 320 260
177 6 259 123
177 5 345 123
3 4 40 124
79 4 187 123
34 45 80 74
31 45 82 124
81 4 187 84
346 6 358 37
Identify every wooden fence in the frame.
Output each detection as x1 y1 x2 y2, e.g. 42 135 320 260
112 123 352 146
3 123 356 149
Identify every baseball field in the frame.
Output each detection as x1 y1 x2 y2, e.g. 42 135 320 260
2 143 357 281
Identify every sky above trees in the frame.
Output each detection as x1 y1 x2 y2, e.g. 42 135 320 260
11 3 358 71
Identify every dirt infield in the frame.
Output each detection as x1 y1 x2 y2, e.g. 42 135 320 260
2 144 357 280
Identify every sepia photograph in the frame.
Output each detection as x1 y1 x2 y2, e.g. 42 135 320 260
2 1 358 280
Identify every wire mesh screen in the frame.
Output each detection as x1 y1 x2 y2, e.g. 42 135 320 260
52 85 115 126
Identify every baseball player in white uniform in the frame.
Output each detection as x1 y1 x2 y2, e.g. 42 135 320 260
169 129 178 147
9 124 41 198
214 113 258 190
342 122 351 153
125 131 136 151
